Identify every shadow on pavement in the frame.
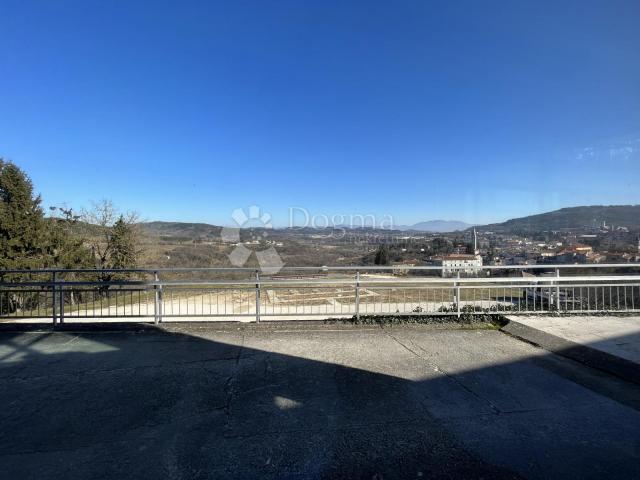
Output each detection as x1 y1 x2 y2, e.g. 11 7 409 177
1 324 639 479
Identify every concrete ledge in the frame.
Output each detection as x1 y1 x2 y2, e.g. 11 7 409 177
501 318 640 386
0 317 501 333
0 320 471 333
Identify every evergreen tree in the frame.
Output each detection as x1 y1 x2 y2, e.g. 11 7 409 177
47 206 93 269
0 159 49 270
431 237 452 255
374 244 390 265
108 215 137 269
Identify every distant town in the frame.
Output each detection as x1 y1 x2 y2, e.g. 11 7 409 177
137 205 640 278
384 220 640 278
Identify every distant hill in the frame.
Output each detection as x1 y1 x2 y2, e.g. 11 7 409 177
478 205 640 233
140 219 474 237
397 220 473 232
140 221 223 239
140 206 640 238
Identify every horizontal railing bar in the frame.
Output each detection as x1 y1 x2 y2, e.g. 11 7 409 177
1 263 640 275
361 283 640 289
262 263 638 271
0 268 155 274
7 309 640 321
0 281 259 287
0 281 150 288
457 282 640 288
3 276 640 288
304 276 640 285
160 314 258 317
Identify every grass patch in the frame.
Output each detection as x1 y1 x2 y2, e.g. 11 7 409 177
324 309 508 329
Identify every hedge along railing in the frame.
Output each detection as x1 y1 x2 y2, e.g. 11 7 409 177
1 265 640 323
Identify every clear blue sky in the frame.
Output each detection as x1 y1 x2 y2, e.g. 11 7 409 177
1 0 639 227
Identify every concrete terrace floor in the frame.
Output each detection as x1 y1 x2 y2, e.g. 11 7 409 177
1 324 640 479
504 315 640 364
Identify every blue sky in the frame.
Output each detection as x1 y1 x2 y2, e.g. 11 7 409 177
1 0 639 227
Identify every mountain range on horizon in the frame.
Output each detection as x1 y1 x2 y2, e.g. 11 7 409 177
394 220 474 232
140 219 475 235
138 205 640 237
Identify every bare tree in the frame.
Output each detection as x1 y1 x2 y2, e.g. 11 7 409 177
81 199 141 278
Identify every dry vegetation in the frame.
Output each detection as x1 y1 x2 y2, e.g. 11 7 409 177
134 224 377 269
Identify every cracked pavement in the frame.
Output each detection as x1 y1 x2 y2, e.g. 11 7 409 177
1 325 639 479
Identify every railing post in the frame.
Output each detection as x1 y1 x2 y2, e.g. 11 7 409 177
51 271 57 325
59 285 65 324
456 272 462 317
153 271 161 324
158 281 163 324
555 267 561 311
355 270 360 321
255 270 261 323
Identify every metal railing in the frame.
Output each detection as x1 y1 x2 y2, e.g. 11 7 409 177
1 265 639 323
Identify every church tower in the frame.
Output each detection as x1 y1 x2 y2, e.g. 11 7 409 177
473 227 479 255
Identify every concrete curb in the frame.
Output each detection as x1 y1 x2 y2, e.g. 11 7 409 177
0 319 499 334
501 318 640 386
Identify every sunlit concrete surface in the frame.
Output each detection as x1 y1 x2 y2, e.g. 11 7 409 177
1 324 640 479
504 315 640 364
